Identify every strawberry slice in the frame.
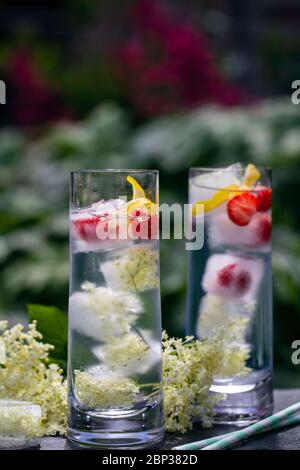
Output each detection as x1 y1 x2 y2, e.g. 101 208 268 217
236 271 251 295
227 192 257 226
217 263 236 287
255 213 272 243
216 263 252 296
255 187 272 212
73 215 101 241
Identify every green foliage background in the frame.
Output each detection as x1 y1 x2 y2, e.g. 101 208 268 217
1 99 300 386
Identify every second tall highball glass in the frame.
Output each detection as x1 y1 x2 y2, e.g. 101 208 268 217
187 164 273 424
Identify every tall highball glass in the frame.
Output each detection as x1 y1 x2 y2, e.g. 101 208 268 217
187 164 273 424
68 170 164 448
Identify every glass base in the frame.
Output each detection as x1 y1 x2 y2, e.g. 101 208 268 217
68 427 164 449
210 369 273 426
68 398 164 449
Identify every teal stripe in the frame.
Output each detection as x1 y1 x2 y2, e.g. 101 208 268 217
202 402 300 450
173 411 300 450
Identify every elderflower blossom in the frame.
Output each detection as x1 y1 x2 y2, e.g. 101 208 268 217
197 294 255 341
0 400 41 438
0 320 249 436
0 339 5 364
101 332 149 370
162 323 249 433
0 321 67 436
69 282 143 340
74 370 139 409
101 244 159 292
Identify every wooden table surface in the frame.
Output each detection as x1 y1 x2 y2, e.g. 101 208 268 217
39 389 300 451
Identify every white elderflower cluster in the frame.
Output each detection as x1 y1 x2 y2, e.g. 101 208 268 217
0 400 41 438
162 324 249 433
0 338 6 364
0 320 249 436
69 282 143 340
101 332 149 370
197 294 255 341
101 244 159 292
0 321 67 436
74 370 139 409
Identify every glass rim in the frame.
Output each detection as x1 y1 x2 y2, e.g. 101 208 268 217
190 165 272 191
190 165 272 173
70 168 159 175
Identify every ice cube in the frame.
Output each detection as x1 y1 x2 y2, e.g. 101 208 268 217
71 199 133 252
208 210 272 249
189 163 243 205
196 294 255 340
88 198 126 216
92 329 161 376
201 253 264 300
69 283 142 340
101 244 159 292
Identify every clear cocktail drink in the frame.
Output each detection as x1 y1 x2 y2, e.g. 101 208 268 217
187 164 273 424
68 170 164 448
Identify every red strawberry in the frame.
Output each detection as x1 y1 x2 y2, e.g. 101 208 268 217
217 263 236 287
74 215 101 241
255 187 272 212
227 193 257 226
255 213 272 243
236 271 251 295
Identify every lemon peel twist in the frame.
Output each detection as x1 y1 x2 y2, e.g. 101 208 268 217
192 164 261 216
127 175 146 199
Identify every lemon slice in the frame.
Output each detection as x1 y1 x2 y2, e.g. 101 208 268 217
127 176 146 199
242 164 261 187
192 184 240 216
192 164 261 216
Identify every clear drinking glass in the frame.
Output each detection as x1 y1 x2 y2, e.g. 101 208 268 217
187 164 273 425
68 169 164 448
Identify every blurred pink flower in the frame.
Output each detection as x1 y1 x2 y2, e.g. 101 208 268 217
116 0 246 116
6 50 71 127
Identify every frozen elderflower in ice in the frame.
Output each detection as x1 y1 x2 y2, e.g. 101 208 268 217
100 332 149 370
92 329 162 375
101 244 159 292
74 369 139 409
162 325 248 433
69 282 143 340
220 343 250 379
0 321 67 436
0 400 41 439
197 294 255 341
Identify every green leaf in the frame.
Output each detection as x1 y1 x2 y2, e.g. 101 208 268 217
27 304 68 364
